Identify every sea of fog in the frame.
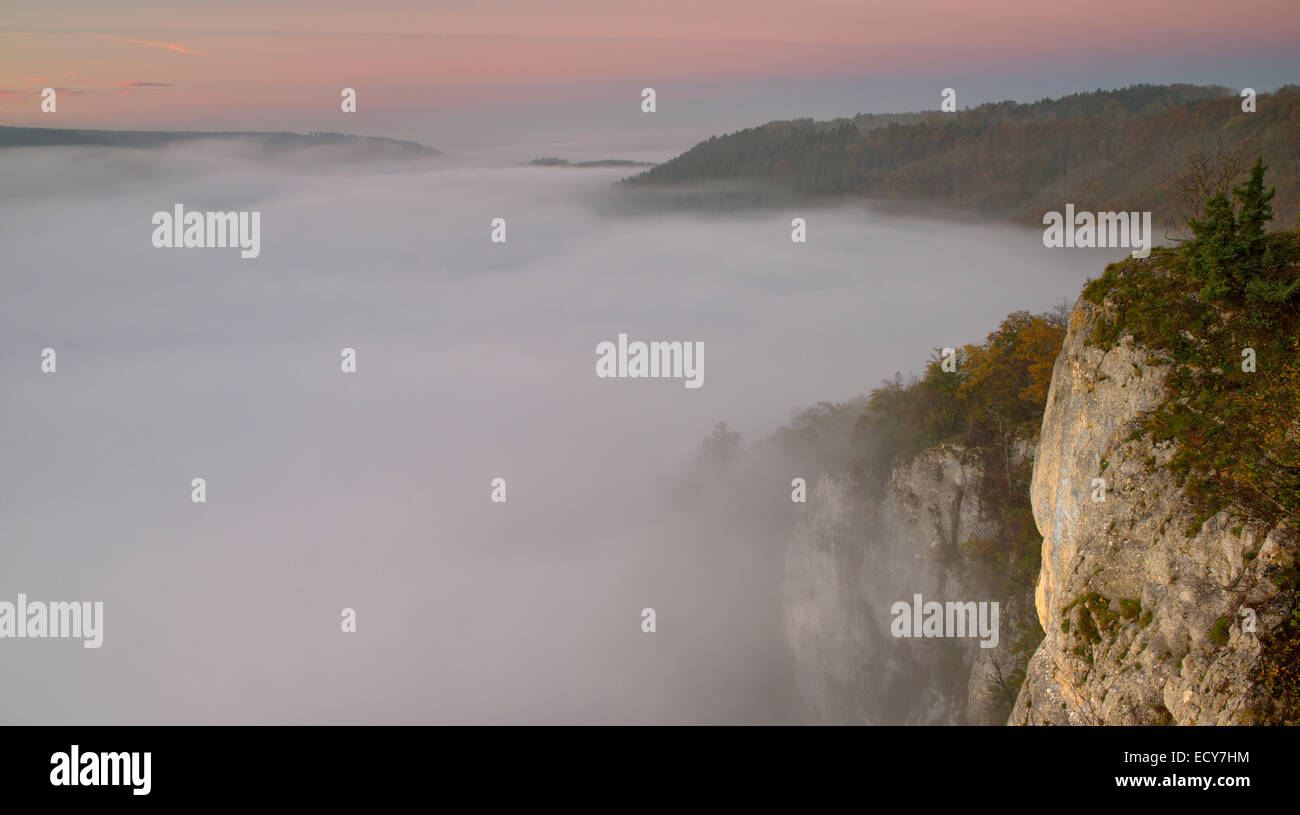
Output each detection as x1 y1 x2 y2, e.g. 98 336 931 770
0 142 1126 723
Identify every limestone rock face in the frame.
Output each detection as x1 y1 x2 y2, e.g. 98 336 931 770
783 291 1293 726
1011 296 1293 725
783 446 1027 724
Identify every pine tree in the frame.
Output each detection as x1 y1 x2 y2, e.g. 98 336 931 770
1184 157 1290 301
1233 157 1277 277
1186 191 1238 299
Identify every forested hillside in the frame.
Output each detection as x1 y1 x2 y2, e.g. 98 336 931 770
0 126 438 157
624 84 1300 231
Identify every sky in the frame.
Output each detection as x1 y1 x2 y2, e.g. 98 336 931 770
2 0 1299 153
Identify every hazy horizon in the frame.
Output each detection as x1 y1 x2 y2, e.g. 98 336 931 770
4 1 1299 155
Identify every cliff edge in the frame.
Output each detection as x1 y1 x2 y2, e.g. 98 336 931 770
1012 263 1297 724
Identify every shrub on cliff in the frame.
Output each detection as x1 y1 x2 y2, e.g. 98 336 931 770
855 308 1067 473
1084 159 1300 529
1185 158 1297 303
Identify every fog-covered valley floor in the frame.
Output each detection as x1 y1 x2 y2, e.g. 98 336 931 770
0 142 1125 723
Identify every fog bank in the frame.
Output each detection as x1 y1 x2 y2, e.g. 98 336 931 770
0 143 1125 723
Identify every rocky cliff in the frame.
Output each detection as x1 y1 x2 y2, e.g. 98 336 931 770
783 445 1037 724
781 261 1297 725
1010 293 1296 725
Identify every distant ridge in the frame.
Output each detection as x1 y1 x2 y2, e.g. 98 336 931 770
623 83 1300 228
0 126 439 157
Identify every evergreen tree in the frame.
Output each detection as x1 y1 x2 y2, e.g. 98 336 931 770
1186 191 1238 299
1184 157 1292 301
1233 157 1277 277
